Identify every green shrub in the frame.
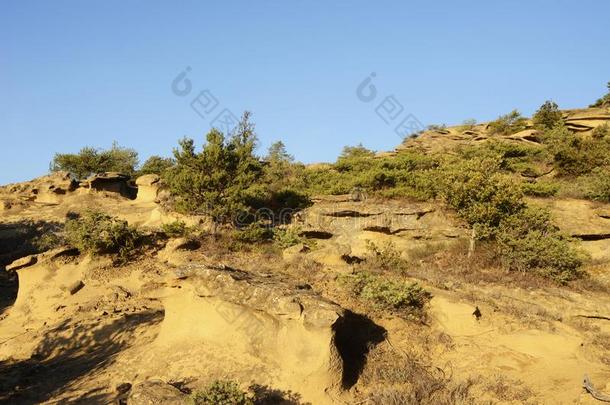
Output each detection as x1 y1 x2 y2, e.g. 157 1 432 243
543 124 610 176
233 222 273 244
298 149 440 199
32 232 65 252
344 272 432 313
164 112 262 230
532 100 562 130
586 167 610 202
459 118 477 132
335 148 378 176
65 210 141 260
138 155 175 176
161 220 191 238
273 227 304 249
487 110 528 135
521 181 559 197
592 123 609 139
190 380 252 405
427 124 447 132
457 140 546 175
364 240 407 272
439 157 526 239
496 207 585 283
51 142 139 180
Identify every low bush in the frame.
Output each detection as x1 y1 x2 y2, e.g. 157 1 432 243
439 157 526 239
427 123 447 132
233 222 273 244
521 181 559 197
496 207 585 283
344 272 432 314
543 124 610 176
586 167 610 202
487 110 528 135
298 149 439 199
272 226 304 249
459 118 477 132
65 210 141 261
161 220 191 238
364 240 408 272
592 123 609 139
190 380 251 405
32 232 65 252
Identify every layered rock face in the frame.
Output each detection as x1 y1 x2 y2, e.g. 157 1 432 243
0 248 384 404
81 172 136 199
293 197 466 266
537 198 610 262
394 106 610 154
147 264 384 404
0 172 157 210
0 171 77 206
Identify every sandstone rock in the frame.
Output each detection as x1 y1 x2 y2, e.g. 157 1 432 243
294 199 464 267
0 171 78 204
135 174 160 187
282 243 310 261
505 129 543 143
128 380 186 405
106 285 131 301
158 237 201 266
6 255 37 271
135 174 161 203
534 198 610 262
154 263 382 402
165 237 200 252
66 280 85 295
82 172 135 199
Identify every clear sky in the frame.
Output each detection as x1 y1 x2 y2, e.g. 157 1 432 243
2 0 609 184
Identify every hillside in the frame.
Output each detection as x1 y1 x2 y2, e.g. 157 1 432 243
1 104 610 404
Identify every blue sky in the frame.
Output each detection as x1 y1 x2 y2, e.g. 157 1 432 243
1 0 609 184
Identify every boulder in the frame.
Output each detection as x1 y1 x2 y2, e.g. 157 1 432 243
128 380 187 405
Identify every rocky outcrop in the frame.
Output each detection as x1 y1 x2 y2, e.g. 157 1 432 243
534 198 610 262
0 171 77 205
293 199 466 265
397 107 610 154
146 263 385 404
157 237 201 266
563 107 610 133
135 174 161 203
82 172 136 199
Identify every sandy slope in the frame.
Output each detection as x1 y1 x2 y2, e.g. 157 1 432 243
1 184 609 404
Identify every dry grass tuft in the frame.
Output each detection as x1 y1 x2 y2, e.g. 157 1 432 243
357 343 482 405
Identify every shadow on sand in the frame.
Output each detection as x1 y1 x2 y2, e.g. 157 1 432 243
0 310 164 404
